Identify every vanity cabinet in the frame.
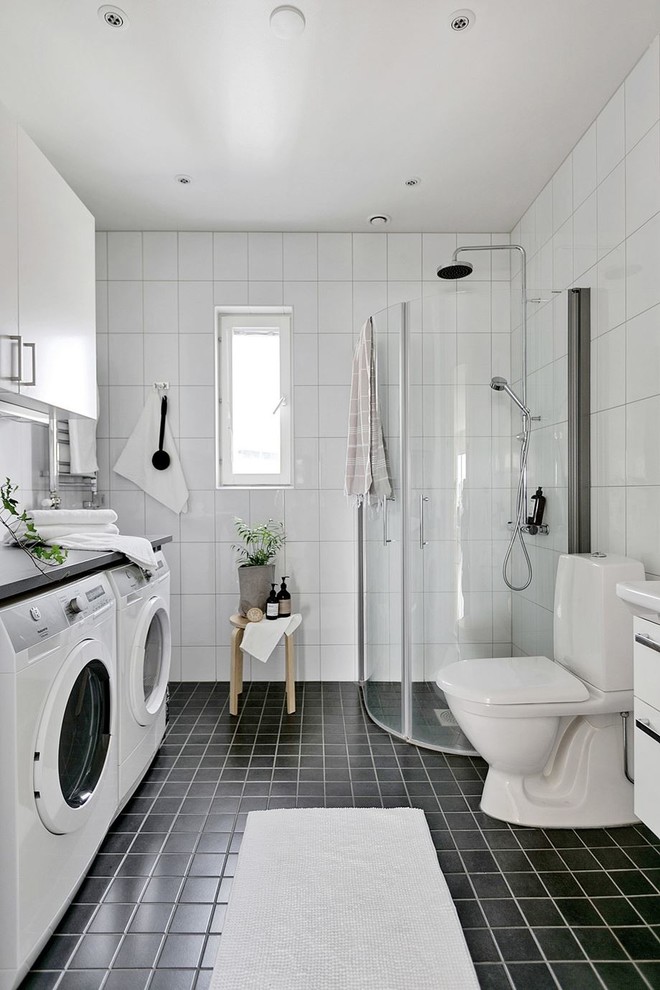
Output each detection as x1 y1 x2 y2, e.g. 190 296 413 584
0 99 96 419
633 616 660 839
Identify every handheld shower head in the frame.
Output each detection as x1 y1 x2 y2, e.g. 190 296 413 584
436 261 474 280
490 376 530 418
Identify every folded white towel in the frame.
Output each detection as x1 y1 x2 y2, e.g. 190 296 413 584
34 524 120 540
113 390 189 515
69 417 99 475
240 613 302 663
30 509 118 526
43 533 157 572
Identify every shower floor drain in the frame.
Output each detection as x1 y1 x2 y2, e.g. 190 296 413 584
433 708 458 727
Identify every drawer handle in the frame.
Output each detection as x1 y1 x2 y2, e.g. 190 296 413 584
636 718 660 745
635 632 660 654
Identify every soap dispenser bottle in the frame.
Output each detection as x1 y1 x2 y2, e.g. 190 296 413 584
530 487 546 526
277 576 291 618
266 584 279 620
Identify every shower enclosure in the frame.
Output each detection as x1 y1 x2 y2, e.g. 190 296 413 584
358 276 520 753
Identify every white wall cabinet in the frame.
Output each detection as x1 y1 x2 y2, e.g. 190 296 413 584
633 616 660 839
0 101 19 396
0 100 96 419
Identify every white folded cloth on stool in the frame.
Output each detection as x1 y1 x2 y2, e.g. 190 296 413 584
241 613 302 663
41 533 157 573
29 509 118 526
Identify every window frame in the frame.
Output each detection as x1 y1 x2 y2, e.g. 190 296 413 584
215 306 293 488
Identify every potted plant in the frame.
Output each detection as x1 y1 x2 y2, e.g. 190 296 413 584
233 518 285 616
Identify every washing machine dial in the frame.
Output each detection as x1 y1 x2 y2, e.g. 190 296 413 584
68 595 86 615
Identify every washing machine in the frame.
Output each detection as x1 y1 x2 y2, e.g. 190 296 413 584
108 551 171 812
0 572 117 990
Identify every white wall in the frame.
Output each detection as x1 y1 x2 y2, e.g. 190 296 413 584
510 34 660 656
97 229 509 682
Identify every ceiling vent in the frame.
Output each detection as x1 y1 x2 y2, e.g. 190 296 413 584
175 175 193 185
368 215 390 226
98 5 129 30
270 6 306 39
450 9 475 32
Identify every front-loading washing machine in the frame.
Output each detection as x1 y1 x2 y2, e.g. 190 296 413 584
0 572 117 990
108 551 171 812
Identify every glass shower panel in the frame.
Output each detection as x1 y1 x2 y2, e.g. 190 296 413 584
362 305 404 734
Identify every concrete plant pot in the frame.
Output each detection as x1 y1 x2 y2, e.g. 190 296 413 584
237 564 275 616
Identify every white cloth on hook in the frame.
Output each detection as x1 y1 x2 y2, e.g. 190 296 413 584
113 389 189 514
240 613 302 663
344 317 391 505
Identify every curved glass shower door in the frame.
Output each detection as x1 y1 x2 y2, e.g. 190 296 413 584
360 298 478 754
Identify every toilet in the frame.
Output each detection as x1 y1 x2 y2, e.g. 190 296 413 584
437 553 645 828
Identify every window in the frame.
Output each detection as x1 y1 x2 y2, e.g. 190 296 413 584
216 307 293 487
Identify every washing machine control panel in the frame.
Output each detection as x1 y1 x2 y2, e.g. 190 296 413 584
0 574 114 652
112 552 169 598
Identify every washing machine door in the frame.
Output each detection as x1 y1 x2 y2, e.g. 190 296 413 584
130 595 171 727
34 638 113 835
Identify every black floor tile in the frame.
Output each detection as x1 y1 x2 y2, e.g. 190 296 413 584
18 680 660 990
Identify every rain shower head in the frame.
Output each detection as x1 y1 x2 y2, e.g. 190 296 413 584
490 376 530 417
436 261 474 279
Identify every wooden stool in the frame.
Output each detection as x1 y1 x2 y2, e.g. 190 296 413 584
229 613 296 716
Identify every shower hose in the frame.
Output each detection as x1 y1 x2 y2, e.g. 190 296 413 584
502 416 532 592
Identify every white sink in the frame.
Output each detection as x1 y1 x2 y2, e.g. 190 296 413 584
616 580 660 620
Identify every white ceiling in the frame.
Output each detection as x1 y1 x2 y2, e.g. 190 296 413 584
0 0 659 232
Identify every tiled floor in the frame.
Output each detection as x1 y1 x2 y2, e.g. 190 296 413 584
364 679 477 753
21 681 660 990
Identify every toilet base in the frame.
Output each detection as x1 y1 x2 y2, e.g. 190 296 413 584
479 713 637 828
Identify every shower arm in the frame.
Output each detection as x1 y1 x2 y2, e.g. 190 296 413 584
451 244 528 409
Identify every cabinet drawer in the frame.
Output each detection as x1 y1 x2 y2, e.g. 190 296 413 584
633 617 660 711
634 698 660 840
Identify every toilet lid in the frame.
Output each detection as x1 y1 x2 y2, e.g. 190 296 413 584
437 656 590 705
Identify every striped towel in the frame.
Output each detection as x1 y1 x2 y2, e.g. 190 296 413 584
345 317 391 504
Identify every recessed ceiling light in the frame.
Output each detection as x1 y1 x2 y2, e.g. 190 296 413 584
175 175 192 185
270 6 306 39
368 215 390 226
405 177 421 187
450 9 475 31
98 5 129 30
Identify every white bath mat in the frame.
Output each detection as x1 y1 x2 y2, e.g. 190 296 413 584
434 707 459 727
210 807 478 990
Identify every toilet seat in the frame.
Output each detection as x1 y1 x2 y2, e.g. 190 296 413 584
438 656 590 705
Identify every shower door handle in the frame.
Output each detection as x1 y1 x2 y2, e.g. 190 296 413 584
419 495 429 549
383 496 393 547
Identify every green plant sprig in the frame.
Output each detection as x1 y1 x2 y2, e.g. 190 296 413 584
1 478 68 572
233 518 285 567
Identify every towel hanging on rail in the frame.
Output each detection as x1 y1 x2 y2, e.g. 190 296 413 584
113 387 189 514
345 317 391 505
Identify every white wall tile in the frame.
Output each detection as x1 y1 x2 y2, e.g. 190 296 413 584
95 232 108 280
572 122 597 208
179 334 214 386
387 234 421 281
248 232 283 280
108 333 143 386
625 122 660 236
626 303 660 403
318 281 352 332
179 386 215 438
626 394 660 484
593 325 625 411
597 86 625 183
552 158 573 232
108 232 142 280
143 232 178 280
213 232 248 281
178 232 213 280
318 386 350 437
108 386 144 438
625 36 660 152
143 281 178 333
144 333 179 387
179 438 215 489
178 281 214 334
249 280 283 305
108 281 143 332
353 233 387 280
596 244 626 336
597 163 626 260
283 233 317 281
96 280 108 334
626 211 660 319
626 486 660 573
318 233 352 279
293 333 318 386
573 192 597 279
284 281 318 332
318 333 353 386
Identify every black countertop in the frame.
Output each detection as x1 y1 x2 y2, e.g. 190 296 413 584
0 535 172 603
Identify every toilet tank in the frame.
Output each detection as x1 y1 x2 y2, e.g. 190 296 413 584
553 553 645 691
